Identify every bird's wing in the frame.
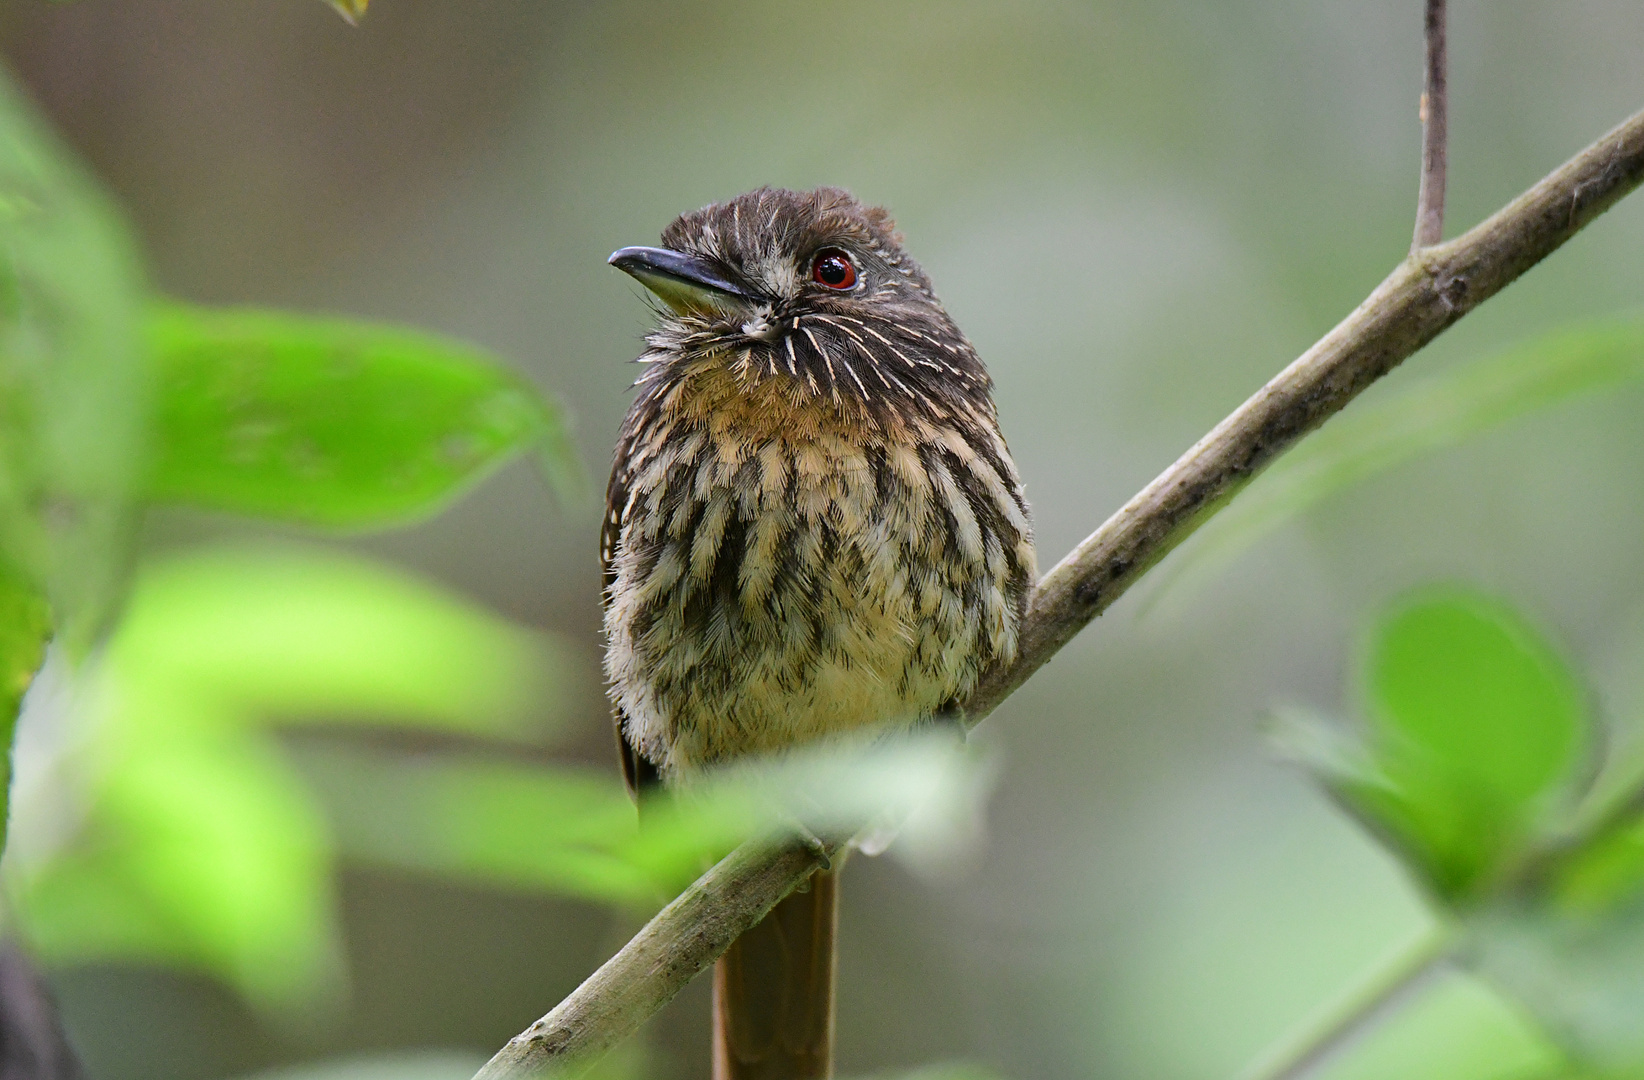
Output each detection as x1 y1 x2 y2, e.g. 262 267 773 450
600 435 630 602
602 430 663 797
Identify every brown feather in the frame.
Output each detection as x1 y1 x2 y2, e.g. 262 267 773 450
712 870 839 1080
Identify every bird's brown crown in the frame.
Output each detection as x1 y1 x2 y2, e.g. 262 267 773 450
632 187 994 432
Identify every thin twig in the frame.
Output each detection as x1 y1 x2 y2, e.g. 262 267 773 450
1233 926 1454 1080
473 102 1644 1080
1413 0 1449 250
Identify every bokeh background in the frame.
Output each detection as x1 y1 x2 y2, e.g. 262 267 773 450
3 1 1644 1078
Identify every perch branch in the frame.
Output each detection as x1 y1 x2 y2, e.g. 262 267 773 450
1412 0 1449 250
473 834 843 1079
475 101 1644 1080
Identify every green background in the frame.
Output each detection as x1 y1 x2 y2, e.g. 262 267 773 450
5 2 1644 1078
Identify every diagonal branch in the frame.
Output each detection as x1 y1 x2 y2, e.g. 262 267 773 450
474 101 1644 1080
1413 0 1450 251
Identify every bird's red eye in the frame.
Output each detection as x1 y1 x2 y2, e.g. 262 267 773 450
811 249 857 290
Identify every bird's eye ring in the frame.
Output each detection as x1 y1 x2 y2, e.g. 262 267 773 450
811 249 857 290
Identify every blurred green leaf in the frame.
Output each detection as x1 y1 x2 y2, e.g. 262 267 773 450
1277 594 1644 1076
301 746 685 906
1146 319 1644 613
100 543 566 734
1288 590 1590 904
0 561 48 747
1266 704 1422 863
0 66 148 647
145 303 581 528
1360 590 1589 900
0 561 48 859
1554 819 1644 916
7 545 562 1015
301 730 993 907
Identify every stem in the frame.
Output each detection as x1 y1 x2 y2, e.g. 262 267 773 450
1413 0 1449 251
473 99 1644 1080
1234 927 1454 1080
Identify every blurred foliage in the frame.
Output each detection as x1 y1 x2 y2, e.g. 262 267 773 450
6 546 566 1016
1149 317 1644 614
0 54 579 869
7 543 989 1019
0 58 146 665
1269 586 1644 1077
1291 590 1589 904
303 723 991 907
0 561 47 745
0 44 596 1034
146 304 580 527
299 744 726 907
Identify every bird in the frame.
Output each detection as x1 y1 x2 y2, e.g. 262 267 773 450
603 187 1035 1080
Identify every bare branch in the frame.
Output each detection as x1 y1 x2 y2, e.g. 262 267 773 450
474 102 1644 1080
1413 0 1450 250
473 835 841 1079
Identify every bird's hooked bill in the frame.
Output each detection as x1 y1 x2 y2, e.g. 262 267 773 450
608 246 753 315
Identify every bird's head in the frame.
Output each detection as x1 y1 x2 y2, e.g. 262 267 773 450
610 187 990 424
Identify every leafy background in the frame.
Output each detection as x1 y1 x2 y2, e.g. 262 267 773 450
4 2 1644 1080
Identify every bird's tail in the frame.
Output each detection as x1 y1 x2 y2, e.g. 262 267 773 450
712 867 839 1080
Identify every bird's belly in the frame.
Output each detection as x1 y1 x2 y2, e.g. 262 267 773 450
605 430 1018 775
663 552 969 765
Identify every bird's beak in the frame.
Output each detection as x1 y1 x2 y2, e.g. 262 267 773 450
608 246 754 315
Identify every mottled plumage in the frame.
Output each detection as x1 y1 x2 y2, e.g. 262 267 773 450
602 187 1035 784
603 186 1035 1080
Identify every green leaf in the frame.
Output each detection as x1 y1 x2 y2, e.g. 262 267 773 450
1266 705 1423 859
1553 813 1644 931
0 560 49 834
301 746 678 906
6 545 562 1015
145 303 581 529
0 66 148 645
1359 589 1589 901
0 562 47 739
1144 319 1644 613
19 714 346 1015
302 731 992 908
103 543 567 735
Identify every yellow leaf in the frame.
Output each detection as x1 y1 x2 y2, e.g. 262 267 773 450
321 0 368 25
